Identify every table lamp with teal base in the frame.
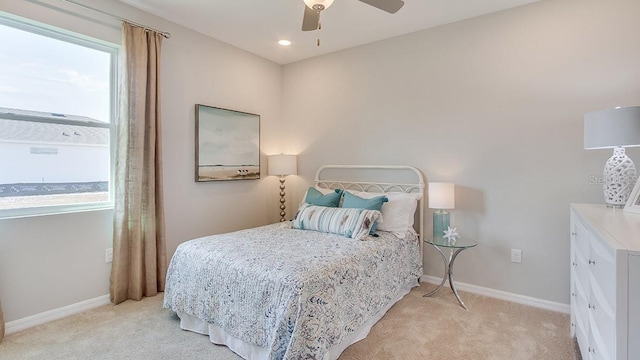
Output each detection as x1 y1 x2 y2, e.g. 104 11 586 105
428 182 455 242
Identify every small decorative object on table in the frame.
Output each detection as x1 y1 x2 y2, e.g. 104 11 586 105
443 226 459 244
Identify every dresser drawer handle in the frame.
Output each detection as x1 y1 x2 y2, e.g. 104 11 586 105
588 259 596 265
571 292 576 297
588 304 596 310
571 232 577 236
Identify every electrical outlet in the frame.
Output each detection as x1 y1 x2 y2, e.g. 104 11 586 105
105 248 113 263
511 249 522 263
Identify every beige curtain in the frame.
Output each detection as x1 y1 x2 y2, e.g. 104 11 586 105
110 22 167 305
1 299 4 342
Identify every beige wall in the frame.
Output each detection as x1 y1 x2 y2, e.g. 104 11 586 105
0 0 283 322
2 0 639 323
281 0 640 304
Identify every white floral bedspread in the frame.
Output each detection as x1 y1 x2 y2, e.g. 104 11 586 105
163 222 422 360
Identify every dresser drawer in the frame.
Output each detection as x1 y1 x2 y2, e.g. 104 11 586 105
589 321 613 360
575 322 589 359
589 234 616 309
574 248 591 297
589 287 615 360
573 218 591 261
575 286 590 349
629 255 640 360
572 295 589 359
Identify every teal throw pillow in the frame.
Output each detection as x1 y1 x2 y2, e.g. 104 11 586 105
341 191 388 234
304 187 343 207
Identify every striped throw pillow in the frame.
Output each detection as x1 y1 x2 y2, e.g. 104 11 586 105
292 204 381 240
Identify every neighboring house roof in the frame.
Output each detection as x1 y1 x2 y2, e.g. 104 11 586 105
0 107 109 145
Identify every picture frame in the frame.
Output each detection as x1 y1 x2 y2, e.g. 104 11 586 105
623 179 640 214
195 104 260 182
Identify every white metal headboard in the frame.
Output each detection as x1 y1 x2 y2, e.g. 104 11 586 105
314 165 426 260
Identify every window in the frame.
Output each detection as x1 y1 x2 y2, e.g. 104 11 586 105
0 15 117 218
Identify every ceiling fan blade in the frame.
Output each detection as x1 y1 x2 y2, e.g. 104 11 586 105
302 5 320 31
358 0 404 14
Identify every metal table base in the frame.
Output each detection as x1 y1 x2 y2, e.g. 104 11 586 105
423 245 470 310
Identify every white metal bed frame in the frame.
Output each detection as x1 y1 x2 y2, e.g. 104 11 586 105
169 165 426 360
314 164 426 260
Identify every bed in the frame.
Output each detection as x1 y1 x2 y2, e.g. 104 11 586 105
163 165 425 360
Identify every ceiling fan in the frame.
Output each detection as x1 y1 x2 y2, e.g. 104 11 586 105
302 0 405 31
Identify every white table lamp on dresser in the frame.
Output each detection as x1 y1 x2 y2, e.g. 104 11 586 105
584 106 640 207
268 154 297 222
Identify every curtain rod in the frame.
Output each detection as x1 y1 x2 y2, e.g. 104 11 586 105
61 0 171 39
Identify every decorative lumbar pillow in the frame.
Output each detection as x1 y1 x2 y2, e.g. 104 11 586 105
292 204 381 240
341 191 388 234
303 187 343 207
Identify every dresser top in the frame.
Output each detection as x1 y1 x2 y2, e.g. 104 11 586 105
571 203 640 254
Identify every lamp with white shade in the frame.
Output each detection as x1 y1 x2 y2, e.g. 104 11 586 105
584 106 640 207
268 154 298 222
428 182 455 241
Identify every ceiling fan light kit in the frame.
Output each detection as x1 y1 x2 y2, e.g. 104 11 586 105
301 0 405 32
303 0 335 11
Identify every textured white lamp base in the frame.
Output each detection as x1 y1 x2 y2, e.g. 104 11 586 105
604 147 637 207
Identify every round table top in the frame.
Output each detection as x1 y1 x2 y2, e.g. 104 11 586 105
425 237 477 249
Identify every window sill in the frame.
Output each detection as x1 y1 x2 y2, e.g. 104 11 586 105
0 202 114 220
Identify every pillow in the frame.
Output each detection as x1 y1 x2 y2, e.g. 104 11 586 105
341 191 388 234
303 187 343 207
344 191 421 238
292 204 381 240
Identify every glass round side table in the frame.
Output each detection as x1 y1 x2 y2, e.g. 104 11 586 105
423 237 477 310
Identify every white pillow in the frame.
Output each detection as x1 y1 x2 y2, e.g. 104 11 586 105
344 190 421 237
313 187 335 195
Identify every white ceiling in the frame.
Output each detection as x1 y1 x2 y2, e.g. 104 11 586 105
118 0 540 65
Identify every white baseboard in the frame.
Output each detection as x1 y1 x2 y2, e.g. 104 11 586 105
420 275 570 314
5 294 111 334
5 278 569 335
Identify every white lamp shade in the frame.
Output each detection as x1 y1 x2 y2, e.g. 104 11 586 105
428 182 455 209
584 106 640 149
268 154 297 176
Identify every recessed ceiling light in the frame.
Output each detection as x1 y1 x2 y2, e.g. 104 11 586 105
278 40 292 46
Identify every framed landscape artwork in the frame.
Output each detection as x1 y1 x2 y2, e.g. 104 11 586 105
195 104 260 181
624 180 640 214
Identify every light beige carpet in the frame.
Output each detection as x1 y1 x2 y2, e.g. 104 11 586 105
0 284 579 360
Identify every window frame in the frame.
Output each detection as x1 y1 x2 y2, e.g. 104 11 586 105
0 14 119 220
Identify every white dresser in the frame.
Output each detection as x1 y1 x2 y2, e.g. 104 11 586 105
570 204 640 360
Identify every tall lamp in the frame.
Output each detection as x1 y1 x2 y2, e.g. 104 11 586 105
268 154 298 222
428 182 455 242
584 106 640 207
